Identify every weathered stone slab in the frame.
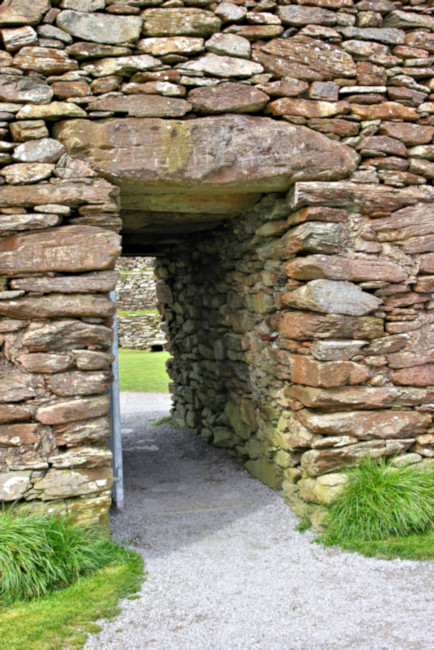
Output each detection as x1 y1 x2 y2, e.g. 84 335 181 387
138 36 204 56
371 204 434 242
0 293 115 319
284 353 370 387
46 370 112 396
179 53 263 78
82 55 160 77
189 83 268 114
57 11 142 44
22 320 113 352
142 8 221 37
205 33 250 59
53 415 111 446
311 340 368 362
390 365 434 387
281 280 382 315
0 226 120 275
287 385 434 409
267 98 349 119
287 182 434 214
36 394 110 425
254 36 357 81
13 47 78 75
48 446 112 469
2 163 54 185
278 6 337 26
300 439 414 476
10 120 49 142
284 255 407 283
73 350 114 370
0 213 60 232
0 423 40 446
261 223 347 260
0 75 53 105
0 178 119 210
17 353 74 373
32 466 112 499
0 0 50 26
297 409 431 440
379 122 434 146
0 26 37 52
55 116 359 196
0 471 31 500
383 10 434 31
88 95 192 118
0 403 34 424
16 101 86 120
12 138 64 163
65 42 131 59
278 311 384 340
10 271 119 294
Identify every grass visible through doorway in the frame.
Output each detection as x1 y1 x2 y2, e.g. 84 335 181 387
118 349 171 392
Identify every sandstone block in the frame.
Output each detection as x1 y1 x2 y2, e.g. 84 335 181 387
284 254 407 283
384 10 434 31
10 120 49 142
32 466 112 499
351 102 418 121
278 311 384 341
254 36 356 81
267 98 349 118
0 471 31 500
287 385 400 409
0 225 120 275
356 135 407 157
0 74 53 105
278 6 337 26
372 204 434 243
10 271 119 294
281 280 382 316
142 8 221 37
0 26 37 51
0 361 45 403
22 320 113 352
261 223 347 260
73 350 114 370
0 403 34 424
57 11 142 44
65 42 131 59
36 394 110 425
54 416 111 446
300 439 414 476
88 95 192 118
297 409 431 439
379 122 434 146
189 82 268 114
311 340 368 361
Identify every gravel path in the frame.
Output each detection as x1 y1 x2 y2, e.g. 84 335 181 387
85 392 433 650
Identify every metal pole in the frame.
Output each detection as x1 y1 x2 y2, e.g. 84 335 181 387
108 289 124 509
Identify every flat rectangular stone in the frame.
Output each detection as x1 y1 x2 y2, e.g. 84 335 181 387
22 320 113 352
46 370 112 396
36 394 110 425
32 466 112 499
284 254 407 283
278 311 384 340
53 416 111 446
10 271 119 293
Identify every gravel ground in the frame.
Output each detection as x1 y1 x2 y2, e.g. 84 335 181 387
85 392 434 650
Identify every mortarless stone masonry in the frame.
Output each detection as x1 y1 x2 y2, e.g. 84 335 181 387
0 0 433 525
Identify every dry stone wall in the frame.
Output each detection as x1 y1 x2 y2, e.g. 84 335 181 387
0 0 433 524
115 256 166 349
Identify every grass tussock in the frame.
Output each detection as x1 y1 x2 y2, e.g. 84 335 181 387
0 508 132 607
318 457 434 560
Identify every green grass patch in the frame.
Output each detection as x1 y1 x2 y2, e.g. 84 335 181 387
118 349 171 393
0 548 143 650
318 457 434 561
151 415 177 427
0 509 144 649
117 309 159 317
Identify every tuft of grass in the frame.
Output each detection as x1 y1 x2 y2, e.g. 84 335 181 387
318 457 434 560
118 349 171 393
296 515 312 533
0 546 144 650
0 508 127 607
151 415 177 427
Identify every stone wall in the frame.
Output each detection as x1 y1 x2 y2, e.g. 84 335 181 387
115 256 166 349
0 0 433 525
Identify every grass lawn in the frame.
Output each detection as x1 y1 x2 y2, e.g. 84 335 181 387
118 349 171 393
0 548 144 650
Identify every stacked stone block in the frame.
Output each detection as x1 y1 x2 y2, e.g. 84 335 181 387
0 0 432 523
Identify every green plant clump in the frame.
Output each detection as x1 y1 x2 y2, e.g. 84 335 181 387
0 508 130 607
320 457 434 557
